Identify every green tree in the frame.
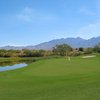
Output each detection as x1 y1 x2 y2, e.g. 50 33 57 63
93 43 100 53
53 44 72 56
84 48 93 54
79 47 84 52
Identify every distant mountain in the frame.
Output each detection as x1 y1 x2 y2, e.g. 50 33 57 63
0 46 24 50
0 37 100 50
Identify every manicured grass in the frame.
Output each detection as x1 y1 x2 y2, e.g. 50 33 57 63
0 55 100 100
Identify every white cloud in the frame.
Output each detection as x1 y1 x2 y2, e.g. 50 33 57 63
16 7 56 22
17 7 34 22
77 1 100 39
78 22 100 39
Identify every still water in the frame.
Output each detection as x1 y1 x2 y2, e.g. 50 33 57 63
0 63 27 72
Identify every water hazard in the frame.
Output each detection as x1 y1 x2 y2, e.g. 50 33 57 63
0 59 34 72
0 63 27 72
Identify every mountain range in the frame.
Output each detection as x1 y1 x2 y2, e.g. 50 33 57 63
0 37 100 50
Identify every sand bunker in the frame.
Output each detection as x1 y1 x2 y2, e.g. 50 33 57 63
82 55 96 58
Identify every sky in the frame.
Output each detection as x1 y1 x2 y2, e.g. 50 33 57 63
0 0 100 46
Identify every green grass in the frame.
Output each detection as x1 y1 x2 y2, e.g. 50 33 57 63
0 55 100 100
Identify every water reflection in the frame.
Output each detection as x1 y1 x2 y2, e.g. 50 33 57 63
0 61 31 67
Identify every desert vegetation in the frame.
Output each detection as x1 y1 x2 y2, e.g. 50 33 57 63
0 43 99 58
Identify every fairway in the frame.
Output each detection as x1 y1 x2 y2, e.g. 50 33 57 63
0 55 100 100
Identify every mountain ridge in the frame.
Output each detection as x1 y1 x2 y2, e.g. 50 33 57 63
0 36 100 50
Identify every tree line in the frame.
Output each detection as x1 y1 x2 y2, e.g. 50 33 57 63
0 43 100 57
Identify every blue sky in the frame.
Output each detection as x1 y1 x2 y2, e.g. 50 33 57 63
0 0 100 46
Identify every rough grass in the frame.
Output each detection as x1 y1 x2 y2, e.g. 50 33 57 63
0 55 100 100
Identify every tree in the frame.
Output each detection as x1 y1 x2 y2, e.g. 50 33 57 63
84 48 93 54
79 47 84 52
52 44 72 56
93 43 100 53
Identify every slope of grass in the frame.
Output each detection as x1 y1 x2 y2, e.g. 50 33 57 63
0 56 100 100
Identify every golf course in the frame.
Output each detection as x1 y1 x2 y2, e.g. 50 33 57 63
0 54 100 100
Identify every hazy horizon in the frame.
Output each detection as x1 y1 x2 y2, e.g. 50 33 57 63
0 0 100 46
0 36 100 47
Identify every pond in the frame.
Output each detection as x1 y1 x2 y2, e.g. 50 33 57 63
0 59 34 72
0 63 27 72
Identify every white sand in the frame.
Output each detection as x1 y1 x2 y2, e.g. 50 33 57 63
82 55 96 58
